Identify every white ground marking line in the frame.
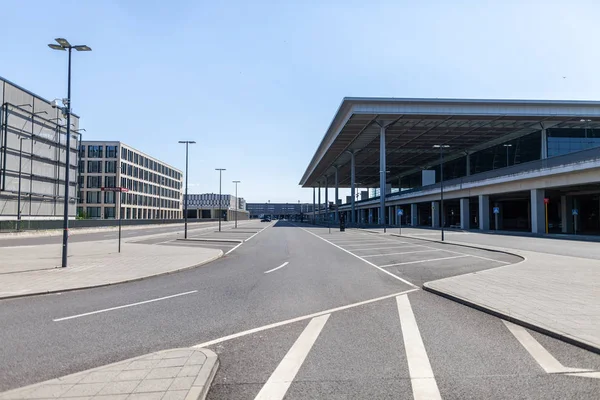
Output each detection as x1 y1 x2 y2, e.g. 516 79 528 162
401 240 513 265
567 371 600 379
349 246 423 252
294 224 418 288
53 291 198 322
254 314 330 400
380 255 470 268
502 321 593 374
264 261 289 274
245 222 274 242
396 294 442 400
343 241 411 247
192 288 419 348
225 242 243 255
362 249 444 258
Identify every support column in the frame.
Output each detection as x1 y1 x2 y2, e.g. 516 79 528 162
312 187 316 224
318 182 321 221
466 154 471 176
541 129 548 159
478 195 490 230
459 198 470 230
368 209 373 224
379 125 386 225
431 201 440 228
324 176 329 222
411 203 418 226
531 189 546 234
560 195 573 233
334 166 339 223
350 151 356 224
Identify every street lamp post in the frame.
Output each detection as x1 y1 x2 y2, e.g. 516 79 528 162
232 180 240 228
216 168 226 231
433 145 450 241
503 144 513 167
48 38 91 268
178 140 196 239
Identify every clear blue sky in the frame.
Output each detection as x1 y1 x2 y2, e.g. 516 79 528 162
2 0 599 203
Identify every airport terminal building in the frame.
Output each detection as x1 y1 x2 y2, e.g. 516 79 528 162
301 98 600 235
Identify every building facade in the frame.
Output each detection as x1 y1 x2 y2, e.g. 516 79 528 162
247 203 313 219
78 141 183 220
184 193 248 221
1 76 80 221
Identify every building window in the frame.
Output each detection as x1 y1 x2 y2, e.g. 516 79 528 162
87 207 101 219
121 147 127 159
106 145 118 158
87 176 101 188
78 176 84 188
105 176 116 188
104 207 116 219
104 191 116 204
86 191 101 203
77 191 84 204
87 145 103 158
79 145 85 158
121 162 127 174
87 160 102 173
105 160 117 173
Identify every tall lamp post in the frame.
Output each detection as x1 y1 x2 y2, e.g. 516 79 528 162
503 144 512 167
178 140 195 238
48 37 91 268
433 144 450 241
232 180 240 228
216 168 226 231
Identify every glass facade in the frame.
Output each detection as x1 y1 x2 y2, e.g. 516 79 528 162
547 128 600 157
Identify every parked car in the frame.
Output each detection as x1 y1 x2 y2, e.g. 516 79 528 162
261 217 271 222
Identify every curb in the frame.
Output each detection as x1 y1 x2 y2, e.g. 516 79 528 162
188 348 220 400
422 282 600 355
0 250 223 301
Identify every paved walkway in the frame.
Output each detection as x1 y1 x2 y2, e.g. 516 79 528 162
0 348 218 400
0 240 222 299
357 227 600 352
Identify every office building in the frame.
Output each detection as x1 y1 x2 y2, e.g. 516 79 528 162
247 202 313 219
78 141 183 219
0 76 80 221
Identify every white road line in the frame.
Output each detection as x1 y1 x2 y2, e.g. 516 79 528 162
381 255 470 268
225 242 244 255
502 320 593 374
396 294 442 400
402 240 512 265
245 222 273 242
53 291 198 322
343 242 408 247
193 288 419 348
567 371 600 379
294 224 418 288
254 314 330 400
264 261 289 274
362 249 444 258
349 246 420 252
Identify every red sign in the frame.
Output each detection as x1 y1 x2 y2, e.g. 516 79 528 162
101 187 129 192
544 198 550 204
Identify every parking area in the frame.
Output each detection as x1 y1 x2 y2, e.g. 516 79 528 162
301 226 522 286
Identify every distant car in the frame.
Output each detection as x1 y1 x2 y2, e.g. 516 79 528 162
261 217 271 222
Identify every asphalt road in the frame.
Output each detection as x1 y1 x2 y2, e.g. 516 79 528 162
0 221 598 399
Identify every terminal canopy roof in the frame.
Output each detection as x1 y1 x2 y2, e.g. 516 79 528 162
300 97 600 188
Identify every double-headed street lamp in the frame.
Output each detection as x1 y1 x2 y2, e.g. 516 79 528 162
48 37 91 268
178 141 196 238
433 144 450 241
232 180 241 228
216 168 226 231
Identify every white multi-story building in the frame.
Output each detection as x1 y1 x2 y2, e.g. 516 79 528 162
78 141 182 220
184 193 247 220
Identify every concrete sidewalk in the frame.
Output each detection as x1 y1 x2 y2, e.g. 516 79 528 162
357 227 600 353
0 348 218 400
0 240 222 299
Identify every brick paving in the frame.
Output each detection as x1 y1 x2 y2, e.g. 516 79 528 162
0 348 218 400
